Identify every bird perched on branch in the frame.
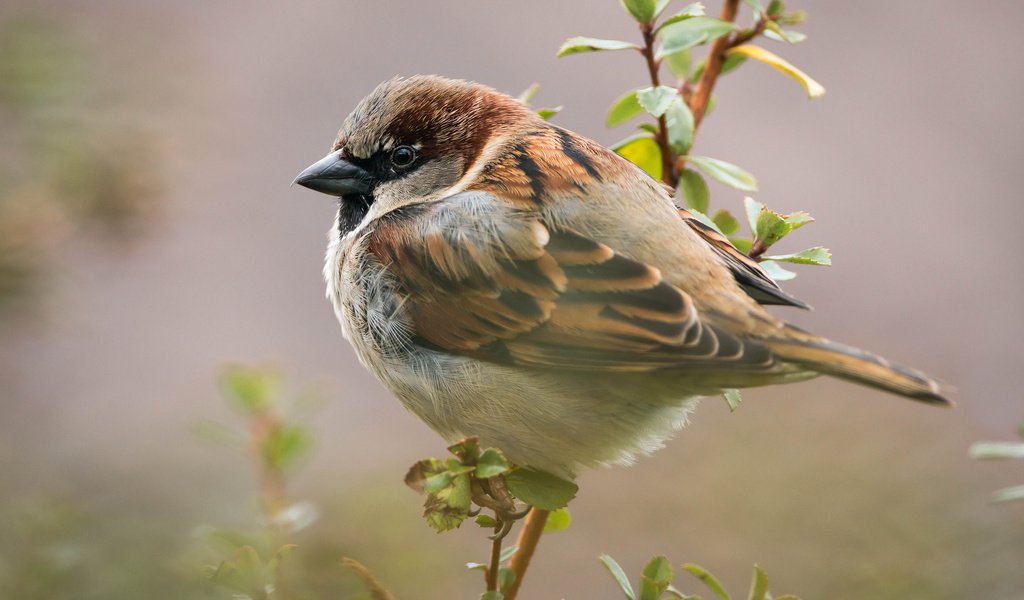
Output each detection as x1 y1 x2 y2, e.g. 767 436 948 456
295 75 947 478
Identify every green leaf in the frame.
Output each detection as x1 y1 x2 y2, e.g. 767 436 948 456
475 447 512 478
754 206 791 247
516 83 540 105
637 85 680 118
423 471 472 532
499 545 520 563
423 471 453 494
404 457 444 493
764 247 832 266
266 543 296 577
663 49 692 80
723 388 742 412
612 134 663 180
730 237 753 253
498 567 517 591
683 563 731 600
767 0 784 15
742 0 765 15
621 0 657 23
221 366 279 414
743 197 763 232
474 514 498 528
607 90 644 127
747 565 769 600
447 436 481 462
690 53 747 82
712 209 739 235
653 0 674 19
505 467 578 510
993 485 1024 503
687 208 726 236
599 554 637 600
969 442 1024 460
656 17 738 58
639 556 674 600
466 562 488 571
637 122 659 134
543 507 572 533
210 545 266 595
558 36 639 57
779 9 806 25
666 584 696 599
759 260 797 281
678 169 709 213
536 106 562 120
263 424 313 471
1018 418 1024 439
480 592 504 600
659 17 741 57
445 457 475 475
686 155 757 192
785 211 813 229
726 44 825 98
665 98 694 154
654 3 707 33
764 21 807 44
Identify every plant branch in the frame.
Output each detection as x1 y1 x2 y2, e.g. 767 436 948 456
485 517 502 592
688 0 741 129
748 238 768 260
341 558 396 600
679 0 768 174
639 23 677 189
503 508 550 600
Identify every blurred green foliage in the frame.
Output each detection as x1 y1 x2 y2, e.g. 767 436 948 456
0 15 161 318
970 419 1024 503
599 554 800 600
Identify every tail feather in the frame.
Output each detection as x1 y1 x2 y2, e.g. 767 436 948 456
766 329 950 405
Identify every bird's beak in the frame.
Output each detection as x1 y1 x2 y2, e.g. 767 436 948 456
294 150 372 197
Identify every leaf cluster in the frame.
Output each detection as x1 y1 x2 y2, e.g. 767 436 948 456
599 554 800 600
404 437 578 534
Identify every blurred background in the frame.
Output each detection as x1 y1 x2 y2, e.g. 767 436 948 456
1 1 1022 598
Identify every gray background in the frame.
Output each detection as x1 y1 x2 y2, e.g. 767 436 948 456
2 1 1023 598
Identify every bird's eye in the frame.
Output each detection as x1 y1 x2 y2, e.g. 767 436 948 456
390 145 416 168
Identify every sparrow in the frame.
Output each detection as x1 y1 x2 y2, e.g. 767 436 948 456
295 75 948 478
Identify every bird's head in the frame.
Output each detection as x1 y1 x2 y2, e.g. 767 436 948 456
295 75 536 227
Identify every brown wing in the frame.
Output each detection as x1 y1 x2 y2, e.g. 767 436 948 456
677 208 810 309
367 192 779 373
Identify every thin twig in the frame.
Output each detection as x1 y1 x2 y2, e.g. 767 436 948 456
748 238 768 261
503 508 550 600
688 0 742 128
639 22 677 189
341 558 397 600
485 517 503 592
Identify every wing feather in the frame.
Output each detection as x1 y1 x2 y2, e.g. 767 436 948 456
366 193 781 374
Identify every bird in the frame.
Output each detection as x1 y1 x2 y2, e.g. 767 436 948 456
295 75 948 478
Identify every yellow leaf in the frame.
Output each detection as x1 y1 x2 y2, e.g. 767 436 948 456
727 44 825 98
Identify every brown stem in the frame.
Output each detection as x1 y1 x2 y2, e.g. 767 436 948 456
485 517 502 592
503 508 550 600
250 413 288 518
341 558 397 600
748 238 768 261
688 0 741 128
639 22 677 189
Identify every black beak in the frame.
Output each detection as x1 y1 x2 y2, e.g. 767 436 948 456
294 150 373 197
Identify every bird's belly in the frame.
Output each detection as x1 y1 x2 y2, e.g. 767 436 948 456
350 332 701 477
334 241 701 477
